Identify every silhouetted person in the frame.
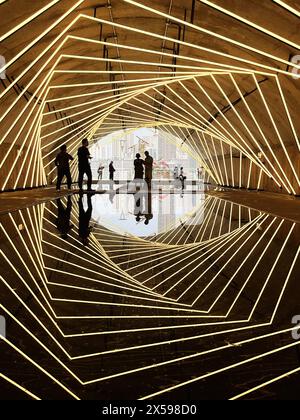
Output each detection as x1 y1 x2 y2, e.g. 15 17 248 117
197 168 202 181
56 197 74 239
78 195 93 246
144 151 153 187
180 167 186 190
98 164 105 180
134 153 144 180
55 145 74 190
78 138 93 192
109 161 116 181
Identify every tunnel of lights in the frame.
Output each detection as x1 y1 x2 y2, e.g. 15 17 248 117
0 0 300 400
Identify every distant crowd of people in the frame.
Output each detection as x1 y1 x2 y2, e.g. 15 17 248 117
173 166 187 190
54 139 204 194
55 139 156 192
98 151 154 185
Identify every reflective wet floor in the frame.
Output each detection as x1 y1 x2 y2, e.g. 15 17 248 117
0 188 300 400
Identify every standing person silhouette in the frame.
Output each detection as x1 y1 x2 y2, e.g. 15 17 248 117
98 164 105 181
109 161 116 181
144 151 153 188
55 145 74 191
197 167 203 181
134 153 144 180
180 167 186 190
78 138 93 192
78 194 93 246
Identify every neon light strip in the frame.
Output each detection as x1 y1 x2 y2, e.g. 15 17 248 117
272 0 300 17
123 0 300 73
83 13 298 76
0 372 41 400
200 0 300 50
0 0 60 42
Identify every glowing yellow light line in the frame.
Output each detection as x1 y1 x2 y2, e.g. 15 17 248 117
123 0 300 73
270 0 300 16
126 218 235 276
4 255 300 389
51 295 215 315
42 93 136 128
165 83 227 141
43 79 181 114
67 35 253 74
249 223 296 318
43 217 152 289
82 13 296 76
175 215 267 302
0 1 84 75
230 366 300 400
275 75 300 152
150 215 261 294
200 0 300 50
43 219 157 291
194 78 283 188
15 115 43 190
48 75 196 89
253 75 298 193
59 53 210 71
0 307 81 394
140 338 300 400
230 75 282 187
0 0 60 42
270 245 300 323
48 282 189 309
208 218 281 312
0 372 41 400
212 74 287 189
43 74 195 122
198 133 222 185
0 14 79 103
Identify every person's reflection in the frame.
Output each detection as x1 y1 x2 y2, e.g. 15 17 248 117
78 195 93 246
134 189 143 223
144 191 153 225
56 197 74 239
109 180 116 204
134 190 153 225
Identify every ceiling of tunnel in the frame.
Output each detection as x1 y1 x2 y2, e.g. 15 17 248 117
0 0 300 193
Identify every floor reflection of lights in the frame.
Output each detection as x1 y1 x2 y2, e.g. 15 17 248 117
1 193 300 400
